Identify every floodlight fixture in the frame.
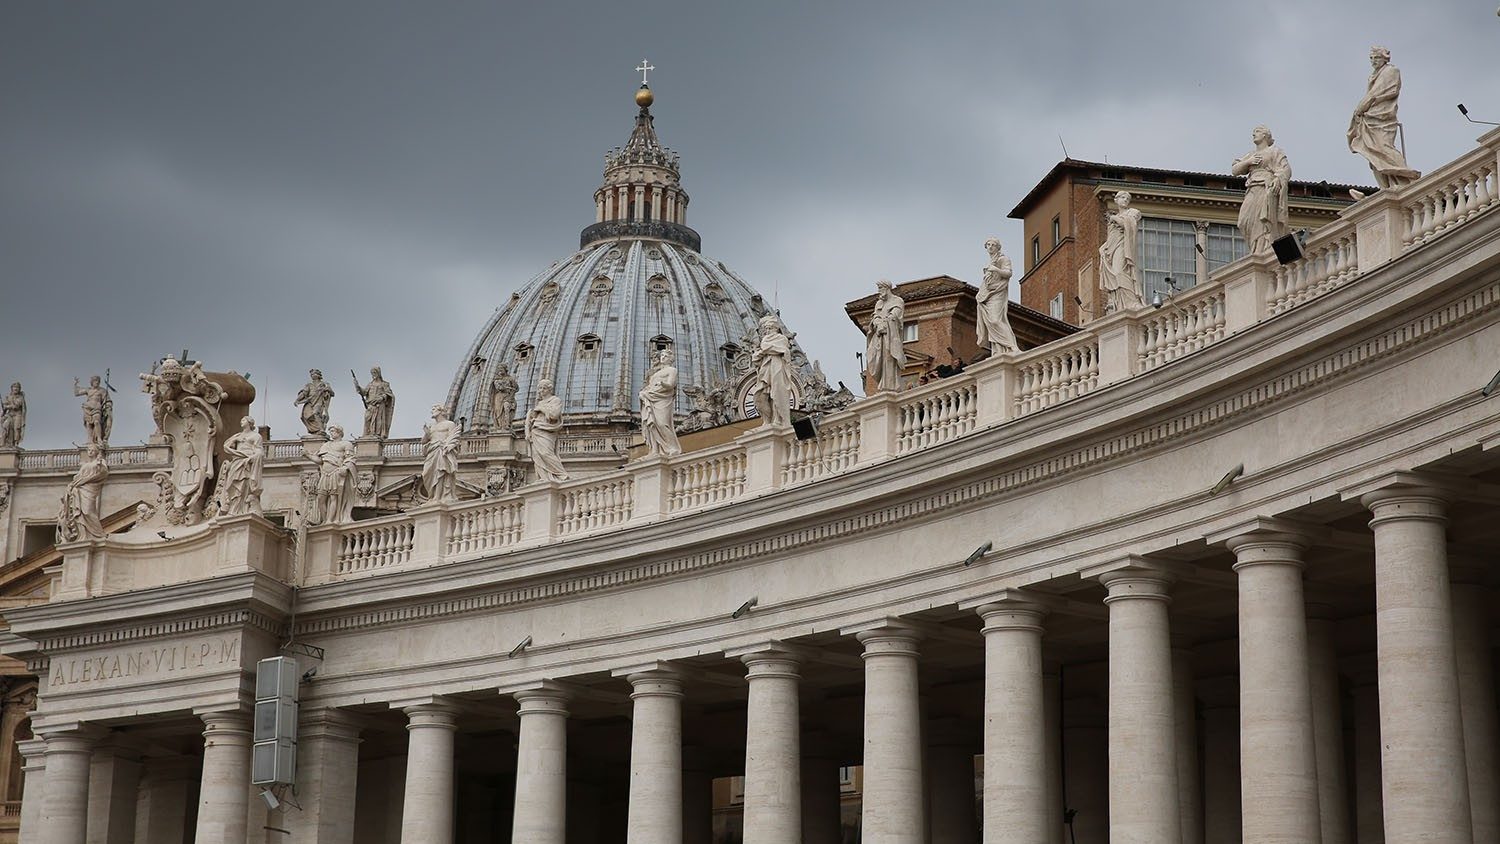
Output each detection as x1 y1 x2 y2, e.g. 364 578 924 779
963 541 994 567
732 597 759 620
259 789 280 810
1459 104 1500 127
1210 463 1246 496
1482 367 1500 397
508 635 533 659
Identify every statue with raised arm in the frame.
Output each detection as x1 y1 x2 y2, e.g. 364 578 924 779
639 349 682 456
295 369 335 436
210 416 265 518
865 280 907 393
73 374 114 445
1098 191 1146 312
419 405 462 503
489 364 519 431
57 444 109 541
352 366 395 439
0 383 25 448
1349 46 1419 189
1231 125 1292 254
525 380 569 483
308 424 357 525
978 238 1020 352
751 315 797 427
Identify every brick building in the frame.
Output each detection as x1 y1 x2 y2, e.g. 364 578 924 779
1008 159 1370 325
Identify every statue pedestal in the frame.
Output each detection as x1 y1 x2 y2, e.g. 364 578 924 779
354 438 384 460
487 432 515 455
0 448 16 471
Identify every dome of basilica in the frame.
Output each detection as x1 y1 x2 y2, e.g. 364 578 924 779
444 83 839 433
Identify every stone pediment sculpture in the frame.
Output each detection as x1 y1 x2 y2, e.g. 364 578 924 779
134 358 250 528
978 238 1019 353
353 367 395 439
206 416 264 519
525 379 569 483
678 381 732 434
1231 125 1292 254
295 369 335 436
418 405 461 503
751 315 796 427
1349 46 1419 190
57 444 108 542
73 374 114 446
865 280 906 393
0 382 24 448
1099 192 1146 313
639 349 682 457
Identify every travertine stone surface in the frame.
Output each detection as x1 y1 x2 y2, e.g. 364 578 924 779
16 738 47 844
510 689 569 844
856 626 924 843
192 712 252 844
624 669 684 844
740 649 801 844
1452 573 1500 844
976 598 1048 844
400 703 459 844
85 740 140 844
38 728 99 844
1171 648 1202 844
287 710 363 844
1307 613 1351 844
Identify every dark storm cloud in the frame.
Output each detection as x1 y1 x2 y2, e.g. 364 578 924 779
1 0 1492 447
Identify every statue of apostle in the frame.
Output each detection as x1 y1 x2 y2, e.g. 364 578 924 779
352 366 395 439
489 364 519 431
73 374 114 446
0 382 25 448
1231 125 1292 254
57 444 109 541
639 349 682 456
307 424 357 525
865 280 906 393
211 416 265 518
295 369 336 437
751 316 797 427
1348 46 1419 189
525 380 569 483
977 239 1019 354
419 405 462 503
1098 191 1146 313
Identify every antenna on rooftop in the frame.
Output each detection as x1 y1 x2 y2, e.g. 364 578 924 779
1058 134 1070 159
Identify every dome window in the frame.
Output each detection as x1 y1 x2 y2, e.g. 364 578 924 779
646 274 671 299
650 335 674 354
647 247 663 261
589 275 613 298
538 281 561 308
514 343 534 363
721 343 742 365
703 282 728 307
577 333 603 359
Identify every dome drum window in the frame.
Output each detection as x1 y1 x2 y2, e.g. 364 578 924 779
589 275 614 298
650 335 674 354
578 334 603 360
514 343 534 363
646 273 671 299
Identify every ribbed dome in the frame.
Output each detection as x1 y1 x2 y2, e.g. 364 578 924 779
445 238 791 429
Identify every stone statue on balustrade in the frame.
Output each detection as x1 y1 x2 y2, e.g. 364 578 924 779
751 315 797 427
295 369 336 437
0 383 25 448
865 280 906 393
73 374 114 446
978 239 1019 353
352 367 395 439
1231 126 1292 254
307 424 357 525
419 405 462 503
1098 192 1146 313
207 416 264 519
639 349 682 457
489 364 519 431
57 444 109 542
525 379 569 483
1349 46 1420 190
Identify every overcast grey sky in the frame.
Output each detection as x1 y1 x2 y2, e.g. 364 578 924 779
1 1 1493 448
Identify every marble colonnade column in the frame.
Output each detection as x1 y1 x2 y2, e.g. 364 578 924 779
192 712 252 844
1042 669 1064 844
738 646 802 844
134 756 197 844
87 737 141 844
286 709 362 844
1358 484 1471 843
1306 609 1352 844
37 727 100 844
16 737 47 844
510 687 570 844
972 595 1048 844
623 668 684 844
399 701 459 844
1218 526 1320 843
1452 563 1500 844
1096 563 1181 843
855 624 925 844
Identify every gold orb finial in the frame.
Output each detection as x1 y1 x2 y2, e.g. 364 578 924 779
635 84 654 108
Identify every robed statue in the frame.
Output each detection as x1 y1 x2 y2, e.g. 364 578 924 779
295 369 336 437
751 316 797 427
525 380 569 483
419 405 461 503
865 280 906 393
977 239 1019 353
57 444 109 541
1349 46 1419 189
1231 126 1292 254
639 349 683 456
0 383 25 448
209 416 265 518
490 364 519 431
1099 191 1146 313
353 367 395 439
308 424 357 525
73 374 114 446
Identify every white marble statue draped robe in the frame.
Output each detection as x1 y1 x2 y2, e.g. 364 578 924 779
977 252 1018 354
310 438 357 524
1099 205 1145 312
295 376 335 436
1232 142 1292 254
1349 63 1418 188
216 424 265 517
526 394 569 483
752 324 796 427
639 357 682 456
0 385 24 448
58 448 108 540
419 415 461 502
865 291 906 392
356 375 395 439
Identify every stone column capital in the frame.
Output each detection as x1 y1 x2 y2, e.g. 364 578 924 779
512 684 572 718
300 707 365 743
1341 470 1464 518
1093 561 1174 604
402 700 461 731
623 668 685 699
1208 516 1321 559
39 724 106 756
972 595 1048 634
738 645 802 681
15 737 48 763
845 619 922 655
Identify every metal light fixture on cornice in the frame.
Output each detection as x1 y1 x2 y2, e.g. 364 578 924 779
1482 368 1500 397
507 635 533 659
963 541 994 567
731 597 758 620
1210 464 1246 496
1459 104 1500 127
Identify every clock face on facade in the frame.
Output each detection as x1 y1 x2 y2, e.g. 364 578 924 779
741 386 760 419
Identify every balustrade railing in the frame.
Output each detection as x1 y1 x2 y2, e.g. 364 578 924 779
1267 231 1359 316
1404 155 1497 249
15 447 160 472
1015 337 1100 416
782 416 861 485
447 497 525 557
556 477 635 536
559 435 631 456
264 441 308 462
381 439 424 459
335 517 415 575
895 381 977 455
1139 284 1227 371
669 449 748 512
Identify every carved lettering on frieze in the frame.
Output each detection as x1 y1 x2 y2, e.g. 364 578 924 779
47 636 240 690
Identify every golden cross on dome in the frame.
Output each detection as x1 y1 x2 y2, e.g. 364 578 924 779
636 59 655 86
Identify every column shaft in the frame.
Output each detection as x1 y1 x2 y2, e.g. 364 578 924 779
741 649 801 844
1362 490 1471 843
1101 569 1180 843
857 628 925 844
1228 535 1320 843
86 743 140 844
1453 577 1500 844
193 712 252 844
134 757 195 844
400 703 458 844
977 600 1048 844
17 738 47 844
1307 616 1351 844
39 729 98 844
510 689 568 844
625 670 683 844
287 710 362 844
1172 649 1203 844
